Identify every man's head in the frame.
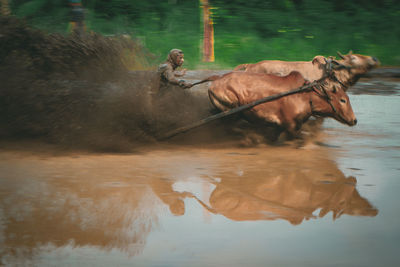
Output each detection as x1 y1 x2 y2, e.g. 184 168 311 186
167 49 184 69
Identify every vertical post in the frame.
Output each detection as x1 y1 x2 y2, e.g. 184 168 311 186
1 0 10 16
68 0 85 36
200 0 214 62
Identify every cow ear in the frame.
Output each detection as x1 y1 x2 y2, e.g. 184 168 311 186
312 55 325 65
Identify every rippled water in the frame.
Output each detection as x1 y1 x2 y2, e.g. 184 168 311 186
0 78 399 266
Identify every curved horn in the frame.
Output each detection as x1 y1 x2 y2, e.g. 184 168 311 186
337 51 345 59
331 59 349 70
331 59 341 65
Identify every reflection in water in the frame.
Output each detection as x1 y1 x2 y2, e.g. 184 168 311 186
0 146 378 264
193 173 377 225
171 148 378 225
149 177 193 216
147 147 378 227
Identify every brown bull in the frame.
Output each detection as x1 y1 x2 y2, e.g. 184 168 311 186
208 71 356 139
234 51 379 90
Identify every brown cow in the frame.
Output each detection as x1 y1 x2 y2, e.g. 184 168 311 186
234 51 379 90
208 71 356 140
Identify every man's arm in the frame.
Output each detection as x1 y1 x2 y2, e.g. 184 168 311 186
161 64 180 85
160 64 192 88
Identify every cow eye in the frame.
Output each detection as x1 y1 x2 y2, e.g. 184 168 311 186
340 99 346 103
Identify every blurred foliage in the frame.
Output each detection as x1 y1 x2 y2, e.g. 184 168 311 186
6 0 400 68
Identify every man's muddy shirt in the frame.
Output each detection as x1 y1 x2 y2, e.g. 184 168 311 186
158 62 181 87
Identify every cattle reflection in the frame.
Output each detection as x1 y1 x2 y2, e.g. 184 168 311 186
149 177 193 216
188 151 378 225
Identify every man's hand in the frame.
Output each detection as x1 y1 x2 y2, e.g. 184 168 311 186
178 80 193 89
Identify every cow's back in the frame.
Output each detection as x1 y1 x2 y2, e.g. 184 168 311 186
209 71 306 111
240 58 325 82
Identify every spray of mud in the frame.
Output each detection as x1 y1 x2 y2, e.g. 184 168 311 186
0 17 238 151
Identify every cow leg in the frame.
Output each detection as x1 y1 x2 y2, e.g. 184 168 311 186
246 116 286 144
284 121 300 140
229 119 266 146
264 126 284 143
300 117 325 146
302 117 324 137
287 120 322 148
280 121 307 147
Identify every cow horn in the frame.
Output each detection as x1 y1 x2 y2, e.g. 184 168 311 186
337 51 345 59
348 50 353 55
331 61 340 69
331 60 348 70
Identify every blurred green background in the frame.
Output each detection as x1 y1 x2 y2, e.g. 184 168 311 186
7 0 400 69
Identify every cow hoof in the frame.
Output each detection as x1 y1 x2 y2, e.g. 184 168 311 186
239 133 265 147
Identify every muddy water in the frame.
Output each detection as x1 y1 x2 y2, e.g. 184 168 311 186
0 78 399 266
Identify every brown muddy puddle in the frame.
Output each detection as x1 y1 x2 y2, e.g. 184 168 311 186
1 87 400 266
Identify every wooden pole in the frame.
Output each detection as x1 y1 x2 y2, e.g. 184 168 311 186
201 0 214 62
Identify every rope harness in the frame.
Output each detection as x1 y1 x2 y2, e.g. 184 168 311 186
309 59 356 122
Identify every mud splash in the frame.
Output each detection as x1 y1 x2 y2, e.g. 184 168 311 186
0 17 228 151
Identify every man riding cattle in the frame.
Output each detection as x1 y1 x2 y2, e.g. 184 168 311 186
158 49 192 92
